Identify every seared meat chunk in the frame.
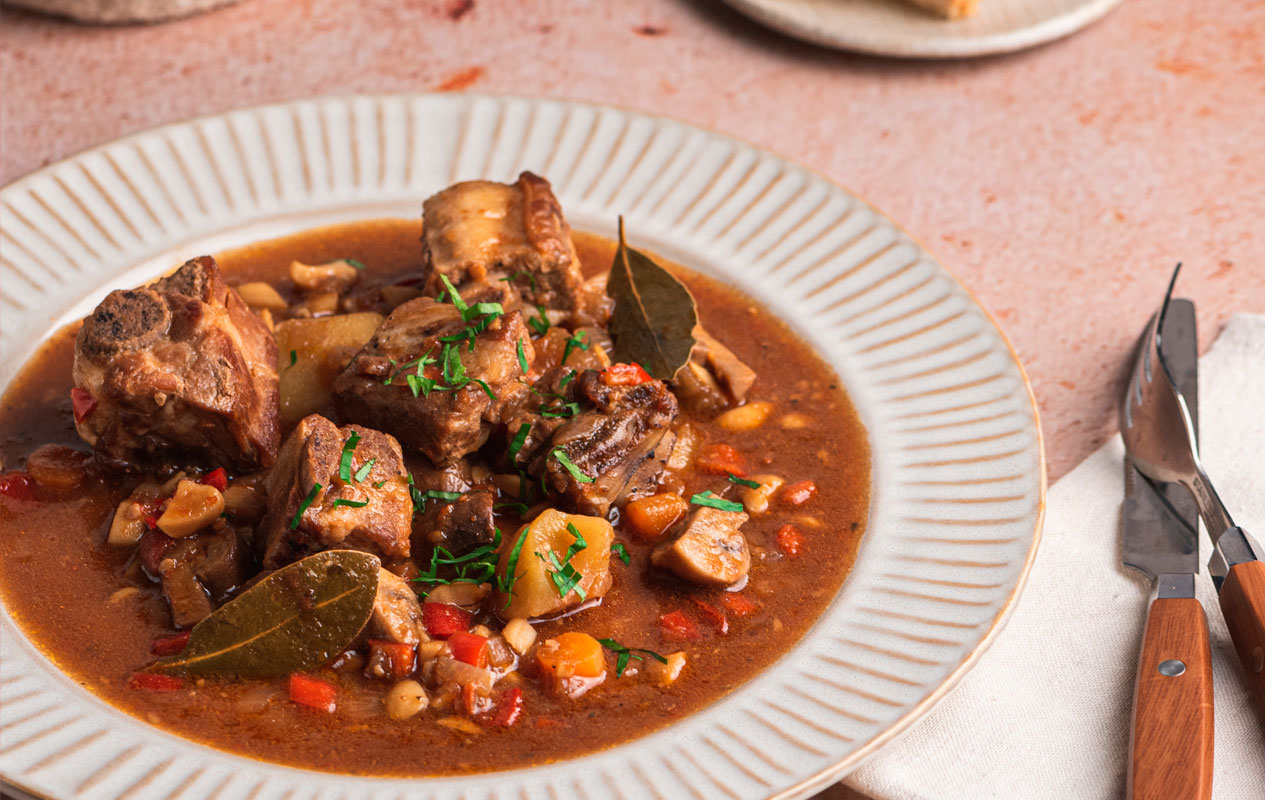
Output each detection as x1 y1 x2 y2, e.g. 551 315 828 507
501 326 612 469
152 526 253 628
410 457 474 495
333 298 534 464
72 256 279 472
409 458 497 552
369 567 426 645
421 172 583 316
259 415 412 569
651 505 750 587
533 369 677 517
430 492 497 552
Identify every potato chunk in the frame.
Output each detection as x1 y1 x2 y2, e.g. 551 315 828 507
274 313 383 426
495 509 613 620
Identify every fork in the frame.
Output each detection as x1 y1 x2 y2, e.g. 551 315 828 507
1119 264 1265 724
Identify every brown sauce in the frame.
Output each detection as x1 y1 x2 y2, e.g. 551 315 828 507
0 220 869 775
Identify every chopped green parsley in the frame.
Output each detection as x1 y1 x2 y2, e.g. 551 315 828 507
562 330 589 365
598 638 667 677
338 432 361 483
727 473 761 489
331 498 369 509
508 423 531 462
690 491 744 513
552 448 593 484
528 305 550 336
289 482 322 530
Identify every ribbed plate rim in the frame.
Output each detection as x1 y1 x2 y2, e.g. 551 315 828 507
0 92 1045 800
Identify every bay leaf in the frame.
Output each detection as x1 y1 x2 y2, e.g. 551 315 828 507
150 550 380 678
605 218 699 380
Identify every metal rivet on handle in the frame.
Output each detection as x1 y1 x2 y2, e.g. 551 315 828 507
1158 659 1186 677
1252 646 1263 674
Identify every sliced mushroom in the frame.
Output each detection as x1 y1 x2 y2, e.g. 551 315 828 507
695 328 756 405
651 505 751 587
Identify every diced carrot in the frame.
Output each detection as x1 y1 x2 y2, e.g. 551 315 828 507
536 632 606 678
447 631 490 668
659 609 701 642
0 471 37 502
422 602 472 638
776 523 806 557
624 493 689 541
200 468 228 492
151 631 191 656
690 597 729 634
602 362 652 386
779 480 817 506
288 674 336 712
720 592 760 616
26 445 89 491
367 639 416 679
696 443 746 477
129 672 184 691
485 687 524 727
70 387 97 423
137 528 177 576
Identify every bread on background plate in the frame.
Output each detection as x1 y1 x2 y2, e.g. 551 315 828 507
903 0 979 19
6 0 242 24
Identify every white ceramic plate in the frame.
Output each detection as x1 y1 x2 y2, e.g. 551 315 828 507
721 0 1121 58
0 94 1044 800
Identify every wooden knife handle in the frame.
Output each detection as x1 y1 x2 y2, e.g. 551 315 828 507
1218 559 1265 723
1128 596 1214 800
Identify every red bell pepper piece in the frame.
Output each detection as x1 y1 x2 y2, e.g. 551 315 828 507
367 639 416 680
775 524 806 557
485 687 524 727
602 362 652 386
129 672 184 691
422 602 472 638
696 443 746 477
200 468 228 492
448 631 490 668
70 388 97 424
690 597 729 634
0 471 37 503
151 631 191 656
659 609 701 642
720 592 760 617
288 674 336 712
779 480 817 506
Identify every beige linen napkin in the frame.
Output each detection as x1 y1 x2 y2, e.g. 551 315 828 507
845 313 1265 799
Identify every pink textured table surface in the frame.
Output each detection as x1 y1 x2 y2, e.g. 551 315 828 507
4 0 1264 480
1 0 1263 793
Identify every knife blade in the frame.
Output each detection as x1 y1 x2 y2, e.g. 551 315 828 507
1124 298 1214 800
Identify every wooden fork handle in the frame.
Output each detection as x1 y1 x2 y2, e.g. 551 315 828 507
1218 558 1265 724
1128 596 1214 800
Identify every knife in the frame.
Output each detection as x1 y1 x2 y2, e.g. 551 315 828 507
1123 298 1213 800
